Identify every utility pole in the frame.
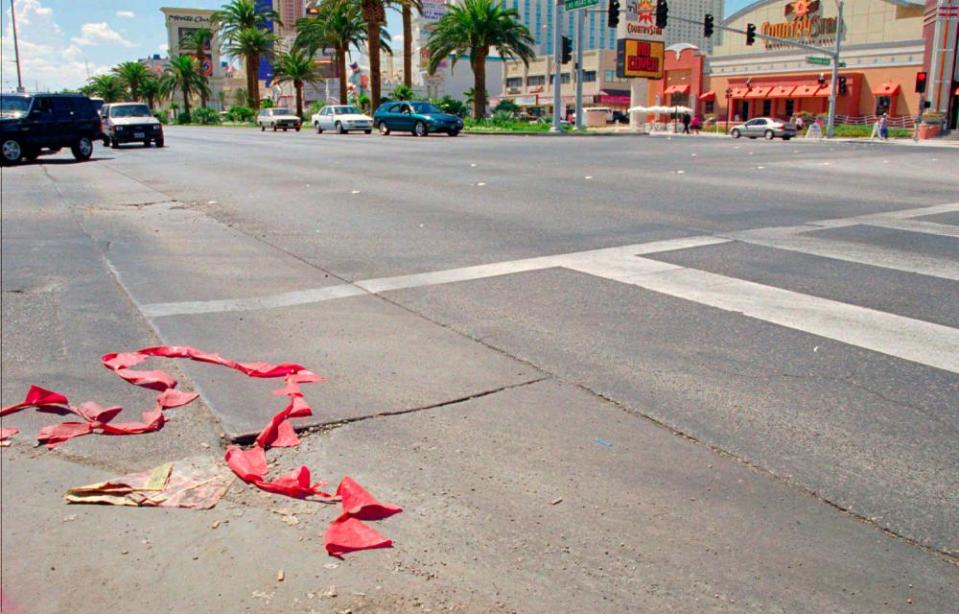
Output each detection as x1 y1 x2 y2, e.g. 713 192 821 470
574 8 585 130
826 0 844 138
551 0 564 133
10 0 25 92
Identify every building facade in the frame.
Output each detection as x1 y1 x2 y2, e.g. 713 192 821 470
499 49 631 112
707 0 928 122
160 7 230 109
922 0 959 128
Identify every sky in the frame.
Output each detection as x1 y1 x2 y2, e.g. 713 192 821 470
1 0 754 92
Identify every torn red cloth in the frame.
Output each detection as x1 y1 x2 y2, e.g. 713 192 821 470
337 476 403 520
325 513 393 557
1 385 70 416
0 427 19 445
224 445 332 498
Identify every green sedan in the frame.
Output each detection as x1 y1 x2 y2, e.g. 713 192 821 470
373 101 464 137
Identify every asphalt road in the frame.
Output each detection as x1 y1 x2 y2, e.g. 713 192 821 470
2 127 958 612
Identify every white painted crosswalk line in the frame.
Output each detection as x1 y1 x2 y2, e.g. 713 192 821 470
857 217 959 239
565 253 959 375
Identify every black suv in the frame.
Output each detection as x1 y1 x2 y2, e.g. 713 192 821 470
1 93 102 165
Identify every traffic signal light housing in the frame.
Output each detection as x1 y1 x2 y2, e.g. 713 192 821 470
915 71 927 94
818 73 826 86
704 14 714 38
745 23 756 46
837 76 847 95
561 36 572 64
608 0 620 28
655 0 668 29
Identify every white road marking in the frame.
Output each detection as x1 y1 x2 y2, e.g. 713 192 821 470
141 285 367 318
565 254 959 374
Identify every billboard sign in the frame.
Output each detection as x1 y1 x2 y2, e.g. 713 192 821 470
255 0 274 81
565 0 600 10
421 0 448 21
616 39 664 79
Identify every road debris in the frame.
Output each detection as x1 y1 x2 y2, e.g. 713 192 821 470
324 478 402 557
593 438 613 448
0 427 17 446
551 498 563 505
277 569 285 582
65 456 233 509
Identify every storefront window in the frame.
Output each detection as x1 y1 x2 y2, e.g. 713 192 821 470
704 101 715 114
762 100 772 116
785 99 795 116
875 96 891 115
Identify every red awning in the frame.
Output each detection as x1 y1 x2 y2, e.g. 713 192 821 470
746 85 774 99
664 84 690 95
698 90 716 102
872 82 900 96
813 85 832 98
793 84 820 97
728 86 750 99
769 84 796 98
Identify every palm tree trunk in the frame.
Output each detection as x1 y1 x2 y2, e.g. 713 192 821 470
402 1 412 89
182 86 191 116
247 54 260 110
295 80 304 118
363 1 384 110
198 52 209 108
472 50 488 120
337 46 348 103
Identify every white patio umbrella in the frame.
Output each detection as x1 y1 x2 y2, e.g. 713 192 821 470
628 104 693 114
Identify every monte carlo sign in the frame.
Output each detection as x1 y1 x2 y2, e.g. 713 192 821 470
762 0 839 49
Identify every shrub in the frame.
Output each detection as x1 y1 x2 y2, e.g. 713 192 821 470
431 96 467 117
307 100 325 117
153 111 168 125
391 84 415 101
260 99 274 109
192 107 221 125
225 105 255 123
176 111 192 125
493 99 519 114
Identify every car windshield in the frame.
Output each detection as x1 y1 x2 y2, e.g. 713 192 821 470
273 108 292 115
0 95 32 118
334 106 360 114
410 102 441 114
110 104 152 118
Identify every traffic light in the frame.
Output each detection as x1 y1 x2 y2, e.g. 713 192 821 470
655 0 668 29
704 14 714 38
837 76 847 95
745 23 756 46
608 0 620 28
561 36 572 64
818 72 826 87
915 71 927 94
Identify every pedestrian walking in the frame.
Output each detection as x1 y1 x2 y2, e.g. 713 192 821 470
912 106 923 142
690 114 702 135
879 113 889 141
870 117 880 140
681 112 691 135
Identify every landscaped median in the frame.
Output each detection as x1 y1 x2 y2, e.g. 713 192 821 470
463 118 563 134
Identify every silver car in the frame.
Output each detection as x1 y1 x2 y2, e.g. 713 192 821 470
730 117 796 140
257 108 302 132
311 105 373 134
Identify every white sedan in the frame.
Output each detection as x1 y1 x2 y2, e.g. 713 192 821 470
311 105 373 134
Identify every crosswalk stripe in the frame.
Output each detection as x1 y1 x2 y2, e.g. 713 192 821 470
565 253 959 374
855 218 959 239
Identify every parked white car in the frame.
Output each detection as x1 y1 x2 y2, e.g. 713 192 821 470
257 108 302 132
311 105 373 134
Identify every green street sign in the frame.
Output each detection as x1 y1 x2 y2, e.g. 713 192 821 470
806 56 831 66
565 0 599 10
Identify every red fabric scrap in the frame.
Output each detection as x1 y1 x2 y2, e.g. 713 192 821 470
325 513 393 557
1 427 21 443
336 476 403 520
224 445 331 498
1 385 70 416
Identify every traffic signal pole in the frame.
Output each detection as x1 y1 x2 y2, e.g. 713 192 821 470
575 9 585 130
551 0 565 133
825 0 844 138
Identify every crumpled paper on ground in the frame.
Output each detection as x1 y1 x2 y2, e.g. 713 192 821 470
65 456 233 509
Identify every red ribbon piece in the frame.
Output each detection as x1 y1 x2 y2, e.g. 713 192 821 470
1 385 70 417
325 513 393 557
224 445 332 499
0 427 20 445
337 476 403 520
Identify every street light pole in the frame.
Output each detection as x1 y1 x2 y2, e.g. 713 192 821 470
551 0 564 133
826 0 844 138
10 0 26 93
574 8 584 130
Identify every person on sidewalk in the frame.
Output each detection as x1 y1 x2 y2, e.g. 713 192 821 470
879 113 889 141
681 112 691 135
912 106 923 142
690 114 701 135
870 117 881 140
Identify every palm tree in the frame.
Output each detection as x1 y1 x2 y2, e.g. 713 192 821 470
399 0 423 89
391 83 414 100
112 61 150 101
295 0 389 104
360 0 388 110
161 55 211 116
139 75 163 110
86 74 126 102
212 0 280 110
426 0 534 119
271 47 324 118
179 27 214 108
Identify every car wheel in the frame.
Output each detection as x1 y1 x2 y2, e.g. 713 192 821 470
448 130 460 137
378 121 391 135
283 126 288 132
413 121 428 137
364 129 372 135
272 124 278 132
782 136 792 141
315 122 323 134
336 121 347 134
1 138 22 165
261 124 266 132
143 140 151 147
155 138 165 148
764 129 775 140
71 137 94 161
110 138 119 149
731 129 741 139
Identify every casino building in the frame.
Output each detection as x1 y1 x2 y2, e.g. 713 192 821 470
703 0 930 122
